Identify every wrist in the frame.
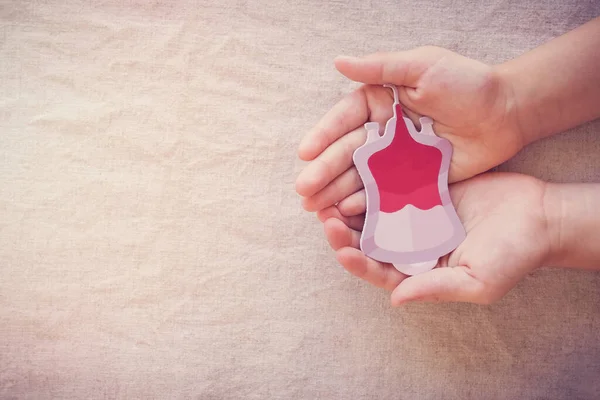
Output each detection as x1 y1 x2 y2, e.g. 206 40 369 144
493 63 539 148
541 182 600 270
541 182 565 268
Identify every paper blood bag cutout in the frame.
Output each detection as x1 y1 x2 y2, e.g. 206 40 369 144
353 84 466 276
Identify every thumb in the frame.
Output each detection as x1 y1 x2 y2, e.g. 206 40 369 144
334 47 443 88
390 266 499 305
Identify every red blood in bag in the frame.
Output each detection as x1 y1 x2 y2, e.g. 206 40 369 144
367 104 443 212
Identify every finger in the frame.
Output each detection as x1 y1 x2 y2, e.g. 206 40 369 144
296 127 366 198
336 247 406 291
337 189 366 217
397 85 420 112
317 206 365 231
301 167 363 212
323 217 361 250
390 266 495 305
334 47 444 88
298 88 368 161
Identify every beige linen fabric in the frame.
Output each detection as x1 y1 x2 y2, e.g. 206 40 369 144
1 1 599 398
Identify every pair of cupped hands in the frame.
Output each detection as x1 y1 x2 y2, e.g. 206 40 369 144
295 46 551 305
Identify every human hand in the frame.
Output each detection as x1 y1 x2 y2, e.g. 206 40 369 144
296 46 524 213
318 172 551 305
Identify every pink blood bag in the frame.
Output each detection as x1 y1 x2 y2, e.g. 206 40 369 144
353 84 466 275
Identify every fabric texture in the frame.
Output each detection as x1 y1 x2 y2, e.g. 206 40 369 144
1 1 599 398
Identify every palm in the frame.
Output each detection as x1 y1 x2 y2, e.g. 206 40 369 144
296 47 521 215
318 173 550 305
389 49 520 181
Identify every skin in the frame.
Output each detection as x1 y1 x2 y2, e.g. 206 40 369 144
296 17 600 304
296 48 521 211
318 173 600 305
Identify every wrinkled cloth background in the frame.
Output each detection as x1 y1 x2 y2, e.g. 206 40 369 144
1 1 600 399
